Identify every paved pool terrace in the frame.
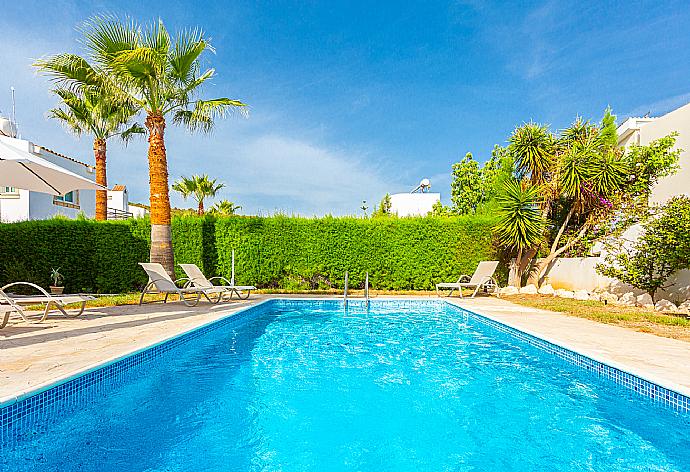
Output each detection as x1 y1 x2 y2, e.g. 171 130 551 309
1 295 689 405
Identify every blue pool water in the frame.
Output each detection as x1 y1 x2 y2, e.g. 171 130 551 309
3 300 690 471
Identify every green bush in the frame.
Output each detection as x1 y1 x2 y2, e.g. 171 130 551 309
0 214 500 293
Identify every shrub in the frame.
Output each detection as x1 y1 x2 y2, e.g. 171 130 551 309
596 196 690 300
0 214 500 293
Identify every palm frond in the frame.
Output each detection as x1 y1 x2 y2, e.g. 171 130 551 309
173 98 247 133
33 53 102 90
170 28 207 83
119 123 146 144
81 14 140 66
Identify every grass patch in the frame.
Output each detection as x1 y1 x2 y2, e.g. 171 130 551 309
505 294 690 341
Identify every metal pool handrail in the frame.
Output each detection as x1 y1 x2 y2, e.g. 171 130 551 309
343 271 349 308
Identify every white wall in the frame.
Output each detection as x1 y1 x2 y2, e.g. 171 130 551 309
107 190 128 212
389 193 440 217
618 103 690 204
542 256 690 302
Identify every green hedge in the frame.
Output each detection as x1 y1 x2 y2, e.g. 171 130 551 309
0 215 500 293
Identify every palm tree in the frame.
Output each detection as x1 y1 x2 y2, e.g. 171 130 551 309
34 56 143 220
173 175 225 215
209 199 241 216
69 16 247 275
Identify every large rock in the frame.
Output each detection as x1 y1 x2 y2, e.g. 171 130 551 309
500 286 519 296
599 292 618 305
519 284 538 295
574 290 590 301
655 299 678 313
555 289 574 299
678 301 690 314
618 292 636 306
588 292 601 302
636 293 654 309
538 284 555 295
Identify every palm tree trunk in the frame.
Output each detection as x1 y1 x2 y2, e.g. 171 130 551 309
94 138 107 221
198 200 204 216
146 113 175 277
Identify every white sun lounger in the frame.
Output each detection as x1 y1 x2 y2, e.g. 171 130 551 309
436 261 500 298
139 262 225 306
0 282 94 328
179 263 257 300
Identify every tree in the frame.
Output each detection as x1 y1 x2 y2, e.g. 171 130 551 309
210 199 241 216
34 58 144 220
450 153 483 214
597 196 690 301
372 193 392 217
429 200 452 216
494 108 680 287
480 145 514 202
172 174 225 215
493 179 544 284
53 16 248 276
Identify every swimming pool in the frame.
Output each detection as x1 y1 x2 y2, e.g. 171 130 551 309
2 299 689 471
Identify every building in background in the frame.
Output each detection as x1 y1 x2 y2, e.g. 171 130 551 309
0 128 146 222
0 134 97 222
389 178 440 217
617 103 690 203
107 184 148 219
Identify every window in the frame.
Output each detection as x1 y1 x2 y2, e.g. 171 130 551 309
53 190 80 208
0 187 19 198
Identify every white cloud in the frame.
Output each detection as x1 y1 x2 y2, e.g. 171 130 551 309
163 132 401 216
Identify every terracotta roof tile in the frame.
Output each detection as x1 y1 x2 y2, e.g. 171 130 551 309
111 184 127 191
35 145 93 169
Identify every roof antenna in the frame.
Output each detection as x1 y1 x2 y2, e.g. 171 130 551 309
10 86 17 134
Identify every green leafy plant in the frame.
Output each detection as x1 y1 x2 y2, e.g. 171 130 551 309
597 196 690 301
372 193 392 217
50 267 64 287
450 153 483 215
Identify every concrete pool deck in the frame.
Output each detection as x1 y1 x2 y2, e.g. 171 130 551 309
1 295 689 405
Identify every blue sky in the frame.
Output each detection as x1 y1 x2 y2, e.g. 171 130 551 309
1 0 689 214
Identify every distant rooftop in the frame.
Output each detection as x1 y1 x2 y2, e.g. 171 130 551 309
111 184 127 192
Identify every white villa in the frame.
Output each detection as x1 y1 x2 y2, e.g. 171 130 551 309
0 133 146 222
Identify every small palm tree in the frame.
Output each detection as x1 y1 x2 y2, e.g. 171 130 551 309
209 199 241 216
34 56 143 220
54 16 248 275
173 175 225 215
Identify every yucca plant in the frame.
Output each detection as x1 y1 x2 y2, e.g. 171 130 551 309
172 174 225 215
494 178 544 266
34 56 144 220
62 16 248 275
508 122 555 185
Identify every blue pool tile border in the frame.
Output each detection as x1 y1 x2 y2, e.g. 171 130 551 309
449 302 690 414
2 297 688 449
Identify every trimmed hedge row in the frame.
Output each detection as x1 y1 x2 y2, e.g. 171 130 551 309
0 215 500 293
